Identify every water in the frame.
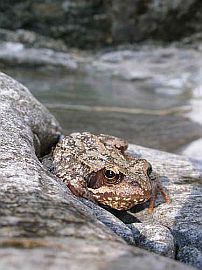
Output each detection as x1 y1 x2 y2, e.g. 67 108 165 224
2 46 202 159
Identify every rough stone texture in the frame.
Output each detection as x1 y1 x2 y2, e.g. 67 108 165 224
80 199 135 245
128 223 175 258
125 145 202 269
0 71 195 270
1 1 202 48
177 246 202 269
0 72 61 157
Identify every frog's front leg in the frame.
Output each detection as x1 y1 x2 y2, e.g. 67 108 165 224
148 173 171 213
63 175 96 202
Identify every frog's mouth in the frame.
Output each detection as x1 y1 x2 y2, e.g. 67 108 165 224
88 181 151 211
85 167 152 210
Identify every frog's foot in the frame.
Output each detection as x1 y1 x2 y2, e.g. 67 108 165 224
148 189 171 213
148 176 171 214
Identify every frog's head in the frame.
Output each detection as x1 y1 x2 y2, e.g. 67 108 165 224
85 159 153 210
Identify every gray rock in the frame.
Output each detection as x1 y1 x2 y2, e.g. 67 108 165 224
1 1 202 47
40 101 202 269
92 47 201 89
128 223 175 258
126 145 202 269
0 0 110 48
110 0 202 43
177 246 202 269
0 72 61 157
0 71 194 270
0 28 68 52
81 199 135 245
0 42 78 70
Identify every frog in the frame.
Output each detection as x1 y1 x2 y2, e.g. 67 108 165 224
52 132 171 212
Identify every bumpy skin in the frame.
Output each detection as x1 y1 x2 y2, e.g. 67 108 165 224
53 132 170 212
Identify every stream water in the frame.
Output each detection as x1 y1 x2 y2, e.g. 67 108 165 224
2 46 202 159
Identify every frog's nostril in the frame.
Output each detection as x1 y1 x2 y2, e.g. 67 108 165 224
131 181 141 188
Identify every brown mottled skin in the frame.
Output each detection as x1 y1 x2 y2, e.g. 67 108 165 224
53 132 171 212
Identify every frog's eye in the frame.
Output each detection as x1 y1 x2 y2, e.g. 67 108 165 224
103 167 121 184
147 163 152 176
104 169 116 179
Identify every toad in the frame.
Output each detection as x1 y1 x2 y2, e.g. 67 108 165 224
53 132 171 212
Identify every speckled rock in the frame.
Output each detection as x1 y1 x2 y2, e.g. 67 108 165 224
126 145 202 269
177 246 202 269
0 72 61 157
0 71 194 270
80 199 135 245
128 223 175 258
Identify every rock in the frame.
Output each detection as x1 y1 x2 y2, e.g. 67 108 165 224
0 42 79 70
177 246 202 269
128 223 175 258
125 144 202 269
1 71 195 270
0 1 110 48
92 47 201 89
0 72 61 157
1 1 202 48
110 0 202 44
80 199 135 245
0 28 68 52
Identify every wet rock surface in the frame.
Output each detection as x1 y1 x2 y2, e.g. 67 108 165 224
0 41 78 70
91 47 202 89
0 28 68 52
1 72 196 270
